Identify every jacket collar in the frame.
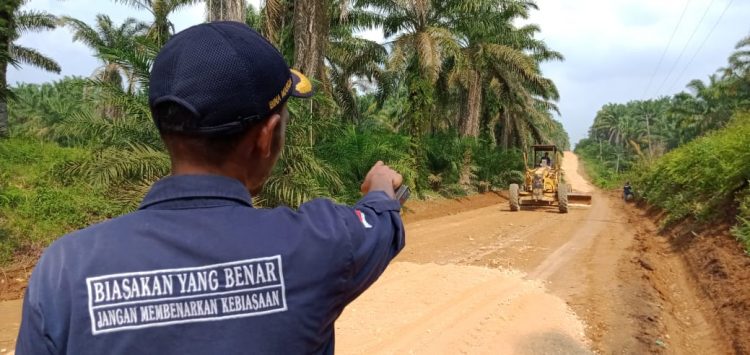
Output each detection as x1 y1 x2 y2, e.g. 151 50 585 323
139 174 253 210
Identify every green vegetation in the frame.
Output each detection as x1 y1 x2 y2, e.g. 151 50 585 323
576 35 750 252
1 0 61 137
631 113 750 226
734 190 750 253
0 138 128 262
573 141 626 189
0 0 571 263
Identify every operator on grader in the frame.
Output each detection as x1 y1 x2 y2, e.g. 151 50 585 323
540 152 552 167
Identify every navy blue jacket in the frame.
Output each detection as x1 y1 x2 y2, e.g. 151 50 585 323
16 175 405 354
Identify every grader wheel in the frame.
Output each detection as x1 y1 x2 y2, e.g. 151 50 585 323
558 183 569 213
509 184 520 211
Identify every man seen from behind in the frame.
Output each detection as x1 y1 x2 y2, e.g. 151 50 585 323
16 22 406 355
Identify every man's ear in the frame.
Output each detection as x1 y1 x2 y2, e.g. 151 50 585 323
254 113 282 158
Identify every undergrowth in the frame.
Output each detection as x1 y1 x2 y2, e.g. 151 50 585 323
572 144 626 189
732 190 750 253
0 138 128 263
632 113 750 252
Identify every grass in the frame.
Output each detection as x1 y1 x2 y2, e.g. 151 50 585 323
573 151 626 189
731 190 750 253
0 138 128 264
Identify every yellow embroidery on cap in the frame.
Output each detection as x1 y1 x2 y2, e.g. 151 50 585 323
269 79 293 110
291 69 312 94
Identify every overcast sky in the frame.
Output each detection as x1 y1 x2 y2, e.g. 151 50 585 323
8 0 750 145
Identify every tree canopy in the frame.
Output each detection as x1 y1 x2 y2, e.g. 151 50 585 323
5 0 570 208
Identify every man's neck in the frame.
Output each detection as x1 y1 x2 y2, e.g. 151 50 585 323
171 162 244 182
170 160 266 195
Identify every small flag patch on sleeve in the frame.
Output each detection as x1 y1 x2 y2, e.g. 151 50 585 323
354 210 373 229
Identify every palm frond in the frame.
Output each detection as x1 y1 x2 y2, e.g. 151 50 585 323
111 0 154 13
9 44 61 73
260 144 343 207
60 143 170 188
51 99 160 148
98 37 158 91
735 35 750 50
14 10 57 33
61 16 106 50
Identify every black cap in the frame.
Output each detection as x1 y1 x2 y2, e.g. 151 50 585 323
149 21 313 135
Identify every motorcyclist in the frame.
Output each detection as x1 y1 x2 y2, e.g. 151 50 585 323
623 181 633 201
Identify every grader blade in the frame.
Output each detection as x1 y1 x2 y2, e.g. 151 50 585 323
568 192 592 205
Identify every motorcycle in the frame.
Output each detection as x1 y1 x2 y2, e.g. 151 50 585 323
623 186 634 202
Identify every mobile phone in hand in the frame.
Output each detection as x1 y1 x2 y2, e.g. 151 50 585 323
395 185 410 205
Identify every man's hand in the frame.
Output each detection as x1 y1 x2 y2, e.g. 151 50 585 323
361 161 403 199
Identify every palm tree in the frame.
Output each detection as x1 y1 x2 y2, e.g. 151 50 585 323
356 0 480 135
591 104 625 146
240 0 327 77
492 87 558 149
357 0 559 142
327 35 388 122
719 36 750 110
445 1 554 137
642 98 679 151
479 32 561 148
0 0 60 138
111 0 202 46
62 15 148 93
449 15 563 138
325 6 388 122
679 75 733 134
725 35 750 79
63 14 160 124
359 0 464 83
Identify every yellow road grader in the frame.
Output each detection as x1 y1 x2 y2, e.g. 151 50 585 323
509 145 591 213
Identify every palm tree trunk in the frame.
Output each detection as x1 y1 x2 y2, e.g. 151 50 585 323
151 20 170 47
487 113 499 145
0 95 7 138
292 0 330 80
0 26 9 138
262 0 286 46
501 111 512 149
615 154 620 173
460 70 482 137
206 0 246 22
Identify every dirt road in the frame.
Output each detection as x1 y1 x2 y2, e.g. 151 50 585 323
336 152 727 354
0 152 730 354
